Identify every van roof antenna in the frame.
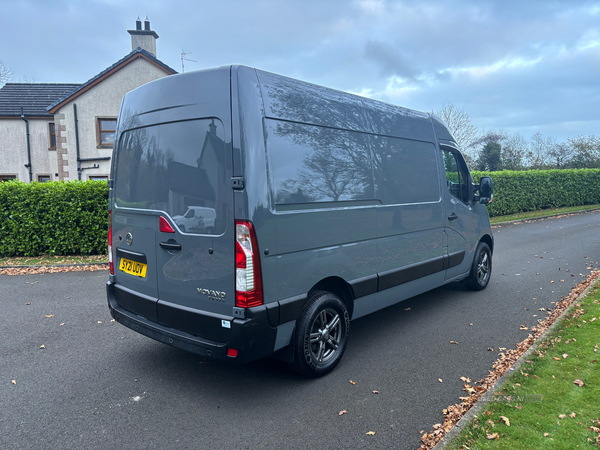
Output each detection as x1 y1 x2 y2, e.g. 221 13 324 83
181 50 197 73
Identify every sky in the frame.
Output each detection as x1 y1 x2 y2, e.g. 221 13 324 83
1 0 599 144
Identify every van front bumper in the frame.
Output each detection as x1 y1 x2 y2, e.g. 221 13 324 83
106 282 279 364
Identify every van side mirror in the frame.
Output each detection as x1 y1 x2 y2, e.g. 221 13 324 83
478 176 493 204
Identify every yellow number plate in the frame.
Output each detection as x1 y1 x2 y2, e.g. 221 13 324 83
119 258 147 278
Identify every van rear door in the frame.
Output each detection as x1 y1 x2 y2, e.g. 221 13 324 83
113 118 235 342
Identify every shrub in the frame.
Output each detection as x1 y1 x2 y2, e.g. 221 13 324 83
0 180 108 257
471 169 600 217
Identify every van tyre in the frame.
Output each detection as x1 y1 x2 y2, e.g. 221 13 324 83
290 291 349 377
465 242 492 290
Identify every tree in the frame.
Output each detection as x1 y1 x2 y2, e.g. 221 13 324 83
434 104 481 168
568 135 600 169
547 141 575 169
477 141 502 171
501 133 528 170
0 59 12 87
526 132 553 169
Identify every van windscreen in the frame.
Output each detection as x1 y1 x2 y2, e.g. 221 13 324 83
113 118 226 234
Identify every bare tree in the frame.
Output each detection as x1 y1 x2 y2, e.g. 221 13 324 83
434 104 481 167
547 141 576 168
0 59 13 87
527 132 554 169
568 135 600 168
502 132 528 170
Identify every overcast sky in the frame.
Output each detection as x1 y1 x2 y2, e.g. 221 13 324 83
1 0 599 143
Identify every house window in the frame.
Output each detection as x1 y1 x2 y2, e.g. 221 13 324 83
1 175 17 182
49 123 56 149
97 118 117 147
38 175 51 183
89 176 108 181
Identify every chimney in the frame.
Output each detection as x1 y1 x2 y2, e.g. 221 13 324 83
127 16 159 57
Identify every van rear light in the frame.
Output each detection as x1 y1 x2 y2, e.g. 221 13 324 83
235 220 263 308
159 216 175 233
108 211 114 275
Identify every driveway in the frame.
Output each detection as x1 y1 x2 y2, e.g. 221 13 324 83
2 211 599 449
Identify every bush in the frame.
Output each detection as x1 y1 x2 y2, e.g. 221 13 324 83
0 180 109 257
471 169 600 217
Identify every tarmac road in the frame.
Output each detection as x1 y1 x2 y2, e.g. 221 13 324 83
1 210 599 450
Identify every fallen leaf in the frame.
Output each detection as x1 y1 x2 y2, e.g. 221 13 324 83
366 431 375 436
499 347 506 351
11 380 16 385
60 323 65 326
110 319 115 322
488 347 494 351
39 345 45 349
97 321 102 324
486 432 499 440
520 325 529 330
573 379 585 387
372 390 379 394
553 357 561 361
533 375 540 379
460 376 471 383
559 414 566 419
403 307 411 311
349 380 356 385
562 354 569 359
469 323 473 326
25 302 31 305
570 412 576 418
438 378 443 383
45 315 54 318
339 410 347 416
450 340 458 344
544 433 549 437
500 416 510 426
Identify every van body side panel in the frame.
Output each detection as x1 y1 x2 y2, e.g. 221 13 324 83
233 66 280 303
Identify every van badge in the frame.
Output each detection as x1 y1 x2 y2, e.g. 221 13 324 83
197 288 226 302
126 232 133 246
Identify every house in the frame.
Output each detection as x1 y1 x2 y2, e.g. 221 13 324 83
0 17 177 182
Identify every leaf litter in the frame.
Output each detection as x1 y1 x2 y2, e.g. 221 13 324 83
419 268 600 449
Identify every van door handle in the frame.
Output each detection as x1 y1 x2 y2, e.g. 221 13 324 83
448 213 458 221
160 241 182 251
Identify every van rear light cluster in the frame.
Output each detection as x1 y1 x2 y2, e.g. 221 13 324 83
108 211 114 275
159 216 175 233
235 220 263 308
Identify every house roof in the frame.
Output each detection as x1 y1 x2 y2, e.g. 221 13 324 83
0 83 81 118
47 47 177 113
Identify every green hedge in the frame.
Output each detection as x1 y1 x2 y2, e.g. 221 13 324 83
0 180 109 257
471 169 600 217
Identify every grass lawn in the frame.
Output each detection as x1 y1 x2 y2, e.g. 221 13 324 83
490 204 600 224
446 283 600 449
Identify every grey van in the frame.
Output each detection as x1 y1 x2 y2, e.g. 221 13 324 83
106 66 493 377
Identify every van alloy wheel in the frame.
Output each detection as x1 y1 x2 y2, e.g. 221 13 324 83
309 308 342 363
477 252 490 285
465 242 492 291
290 291 349 377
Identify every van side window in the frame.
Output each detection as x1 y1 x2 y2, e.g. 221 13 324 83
265 119 374 206
442 148 470 203
370 136 440 205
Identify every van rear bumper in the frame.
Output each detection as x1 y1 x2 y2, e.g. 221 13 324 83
106 282 278 364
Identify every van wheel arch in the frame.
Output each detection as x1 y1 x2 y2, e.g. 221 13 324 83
308 276 354 320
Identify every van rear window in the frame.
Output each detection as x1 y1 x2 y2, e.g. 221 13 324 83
113 119 226 234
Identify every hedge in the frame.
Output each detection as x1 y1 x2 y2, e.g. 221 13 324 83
1 170 600 257
0 180 109 257
471 169 600 217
